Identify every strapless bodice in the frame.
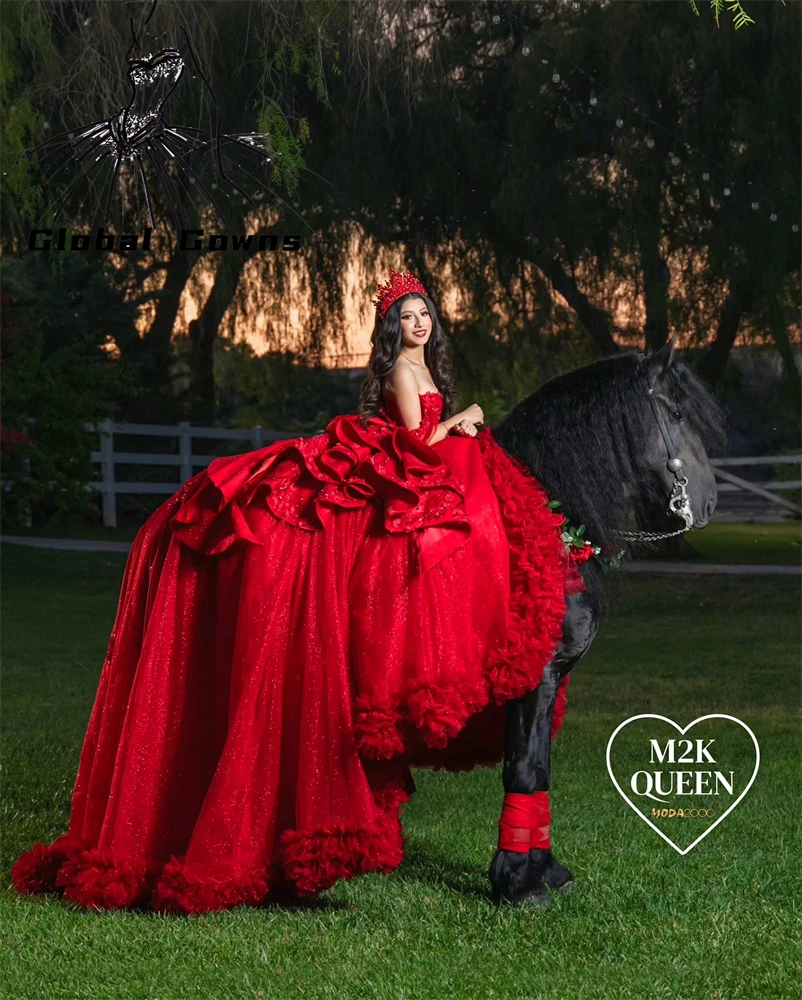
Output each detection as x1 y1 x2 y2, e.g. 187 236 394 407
380 391 443 441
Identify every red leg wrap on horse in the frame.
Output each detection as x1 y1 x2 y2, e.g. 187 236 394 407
497 792 551 853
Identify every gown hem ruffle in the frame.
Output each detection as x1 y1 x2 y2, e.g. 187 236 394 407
11 783 409 914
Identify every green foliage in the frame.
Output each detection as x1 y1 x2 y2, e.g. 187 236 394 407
689 0 760 30
255 0 344 194
213 339 361 435
448 301 598 424
1 255 142 530
256 101 309 195
1 0 798 516
291 0 797 400
260 0 338 105
546 498 625 572
0 1 51 244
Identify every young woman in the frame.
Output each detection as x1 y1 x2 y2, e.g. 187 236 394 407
12 269 581 914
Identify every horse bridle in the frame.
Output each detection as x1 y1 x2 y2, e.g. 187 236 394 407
614 352 695 543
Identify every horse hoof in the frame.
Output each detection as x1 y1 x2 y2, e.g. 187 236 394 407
494 883 550 908
511 885 550 908
489 850 550 908
530 848 575 892
543 860 574 891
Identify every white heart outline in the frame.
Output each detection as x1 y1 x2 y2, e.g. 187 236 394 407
605 714 761 855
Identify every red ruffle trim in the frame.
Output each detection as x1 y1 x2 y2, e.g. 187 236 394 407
170 398 467 556
150 859 273 915
355 674 489 759
353 698 406 760
477 428 570 704
11 835 155 911
352 428 575 761
10 784 408 915
279 784 407 897
406 677 489 749
10 832 85 896
56 847 154 909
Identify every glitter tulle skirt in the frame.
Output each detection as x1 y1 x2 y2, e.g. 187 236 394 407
11 401 584 914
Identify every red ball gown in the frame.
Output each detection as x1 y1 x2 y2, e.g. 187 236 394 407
11 389 586 914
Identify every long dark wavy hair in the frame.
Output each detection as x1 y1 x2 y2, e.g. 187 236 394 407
357 292 456 425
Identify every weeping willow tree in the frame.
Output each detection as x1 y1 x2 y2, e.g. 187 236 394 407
283 0 799 413
2 0 799 433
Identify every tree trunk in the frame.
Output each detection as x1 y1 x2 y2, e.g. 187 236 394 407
767 301 802 415
637 168 671 352
144 252 195 360
639 233 670 352
696 285 748 386
186 254 248 421
115 252 197 422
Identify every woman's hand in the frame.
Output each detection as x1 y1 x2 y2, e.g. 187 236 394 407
453 418 478 437
462 403 484 427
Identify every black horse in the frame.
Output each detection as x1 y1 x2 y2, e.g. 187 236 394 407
488 336 726 906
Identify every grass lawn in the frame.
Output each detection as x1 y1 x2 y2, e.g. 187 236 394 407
0 522 141 544
653 520 801 566
1 545 800 1000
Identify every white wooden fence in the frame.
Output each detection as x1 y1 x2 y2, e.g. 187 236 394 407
87 418 322 528
85 420 801 528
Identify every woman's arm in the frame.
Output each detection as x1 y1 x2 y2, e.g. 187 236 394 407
390 367 465 445
426 415 463 445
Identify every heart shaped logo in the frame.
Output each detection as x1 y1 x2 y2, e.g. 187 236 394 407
606 714 760 855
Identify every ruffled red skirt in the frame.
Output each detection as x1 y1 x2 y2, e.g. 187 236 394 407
11 422 585 914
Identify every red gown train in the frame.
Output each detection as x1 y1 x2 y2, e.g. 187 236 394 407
11 390 586 913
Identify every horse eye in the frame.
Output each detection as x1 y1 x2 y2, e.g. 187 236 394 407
670 409 683 422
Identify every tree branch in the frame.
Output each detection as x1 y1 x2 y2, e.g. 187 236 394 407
534 254 621 356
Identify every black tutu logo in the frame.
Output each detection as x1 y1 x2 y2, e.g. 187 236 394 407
19 0 287 239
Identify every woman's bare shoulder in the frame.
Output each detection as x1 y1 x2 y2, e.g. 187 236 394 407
386 361 418 394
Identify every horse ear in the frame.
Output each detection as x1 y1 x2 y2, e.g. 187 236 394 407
643 333 677 380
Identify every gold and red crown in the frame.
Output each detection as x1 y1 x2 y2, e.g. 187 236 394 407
372 268 428 321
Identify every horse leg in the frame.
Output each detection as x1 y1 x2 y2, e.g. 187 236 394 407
489 588 600 907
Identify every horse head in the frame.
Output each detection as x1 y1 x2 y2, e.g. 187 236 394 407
491 334 727 562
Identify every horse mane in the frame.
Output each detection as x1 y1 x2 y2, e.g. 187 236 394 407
491 350 728 610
